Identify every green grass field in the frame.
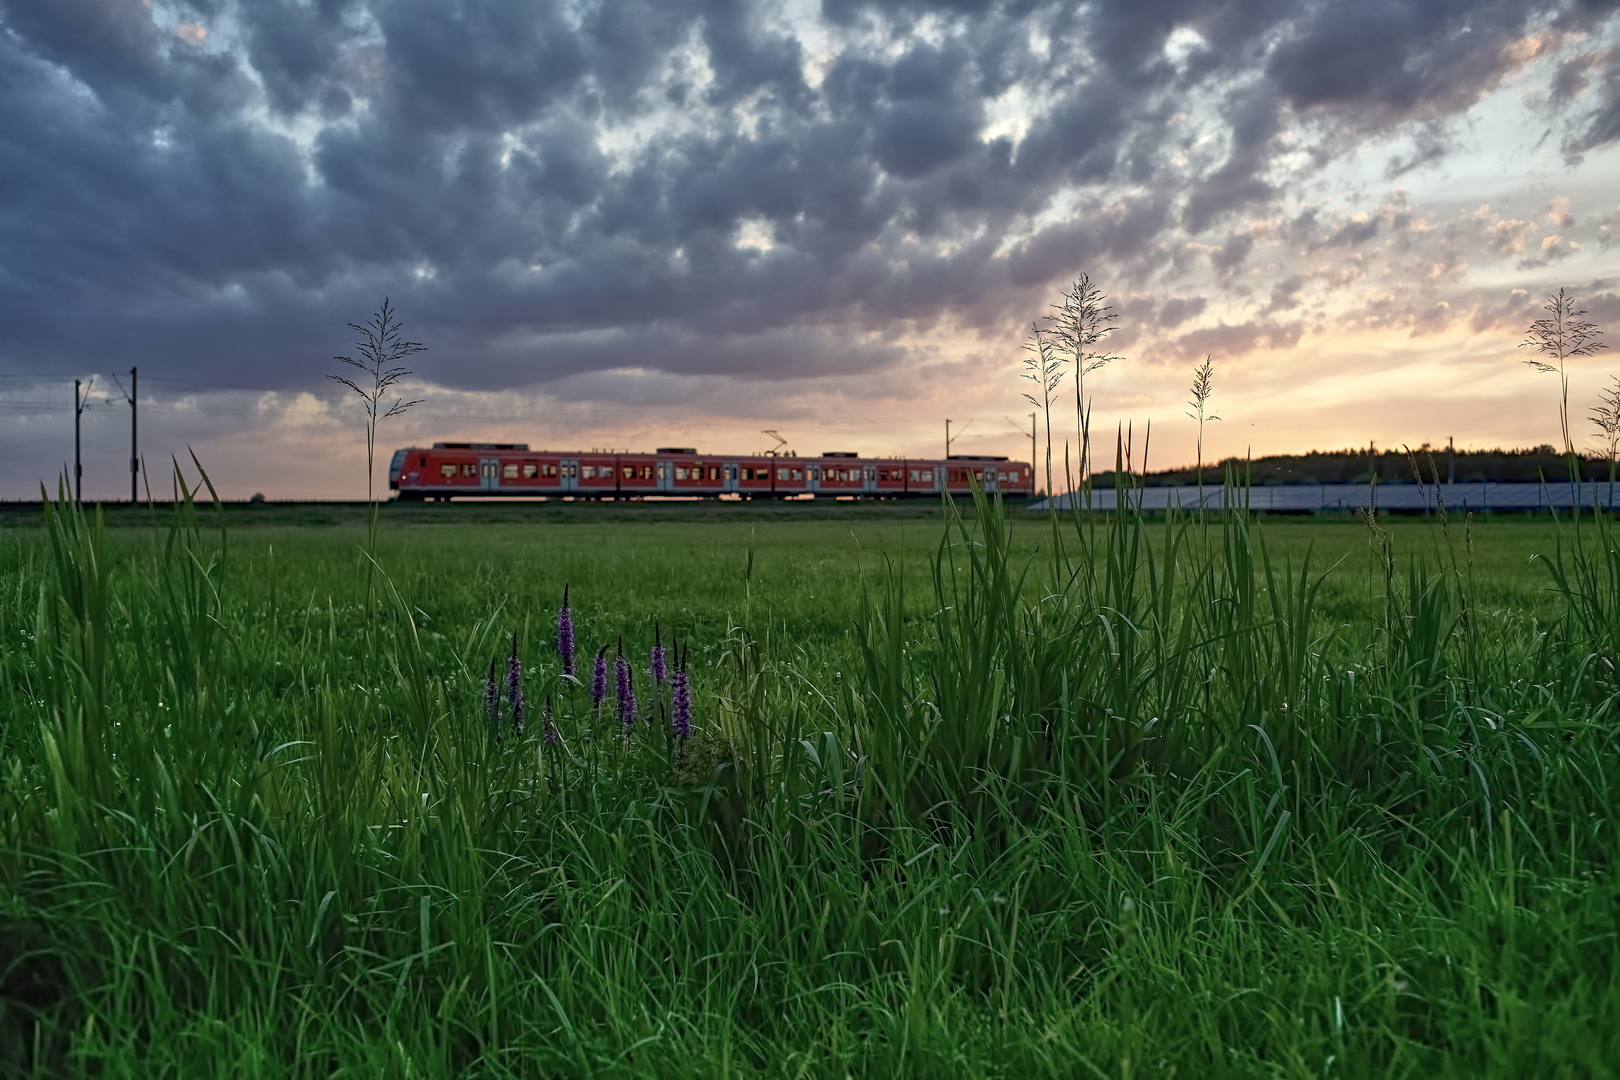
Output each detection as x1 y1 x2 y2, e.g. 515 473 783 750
2 485 1619 1077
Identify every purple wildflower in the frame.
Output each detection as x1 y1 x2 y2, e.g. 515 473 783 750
590 647 608 710
507 632 525 738
542 695 559 747
484 658 501 731
556 586 575 677
649 620 666 685
671 643 692 740
615 640 636 731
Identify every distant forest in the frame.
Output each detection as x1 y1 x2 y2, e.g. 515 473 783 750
1091 445 1620 487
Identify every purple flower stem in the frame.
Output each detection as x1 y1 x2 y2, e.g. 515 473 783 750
556 586 576 678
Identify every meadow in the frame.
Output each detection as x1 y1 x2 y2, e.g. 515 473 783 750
1 480 1618 1077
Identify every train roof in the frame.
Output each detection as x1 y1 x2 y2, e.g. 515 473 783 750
431 442 531 450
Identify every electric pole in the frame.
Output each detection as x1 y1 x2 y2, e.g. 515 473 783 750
1004 414 1039 489
131 366 137 503
945 418 974 458
73 377 92 503
112 367 138 502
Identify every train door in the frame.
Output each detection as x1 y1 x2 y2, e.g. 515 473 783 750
983 467 998 494
480 457 501 492
723 463 739 494
808 465 821 494
864 465 876 495
656 460 672 494
561 460 578 493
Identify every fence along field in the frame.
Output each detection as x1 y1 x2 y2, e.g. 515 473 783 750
2 456 1619 1077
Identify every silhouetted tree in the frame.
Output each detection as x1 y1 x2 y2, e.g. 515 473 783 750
1521 288 1607 456
1591 374 1620 502
1042 275 1122 483
331 297 426 505
1022 323 1063 501
1186 354 1220 505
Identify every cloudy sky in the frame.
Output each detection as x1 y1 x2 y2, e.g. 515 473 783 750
3 0 1619 499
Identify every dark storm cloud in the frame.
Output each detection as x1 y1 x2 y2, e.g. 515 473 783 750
1158 296 1207 328
1561 45 1620 154
1170 318 1305 361
0 0 1613 397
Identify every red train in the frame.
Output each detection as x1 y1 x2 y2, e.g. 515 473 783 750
388 444 1034 501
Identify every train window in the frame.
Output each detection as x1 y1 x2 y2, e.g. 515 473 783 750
519 463 536 478
460 463 476 477
545 464 557 477
675 467 688 480
707 467 718 480
792 469 803 481
503 464 519 479
622 466 633 479
418 456 427 467
440 464 456 478
640 466 653 479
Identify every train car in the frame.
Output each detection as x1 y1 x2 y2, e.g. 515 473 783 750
575 454 618 496
389 444 1034 501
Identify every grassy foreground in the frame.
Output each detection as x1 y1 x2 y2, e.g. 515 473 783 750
2 481 1619 1077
